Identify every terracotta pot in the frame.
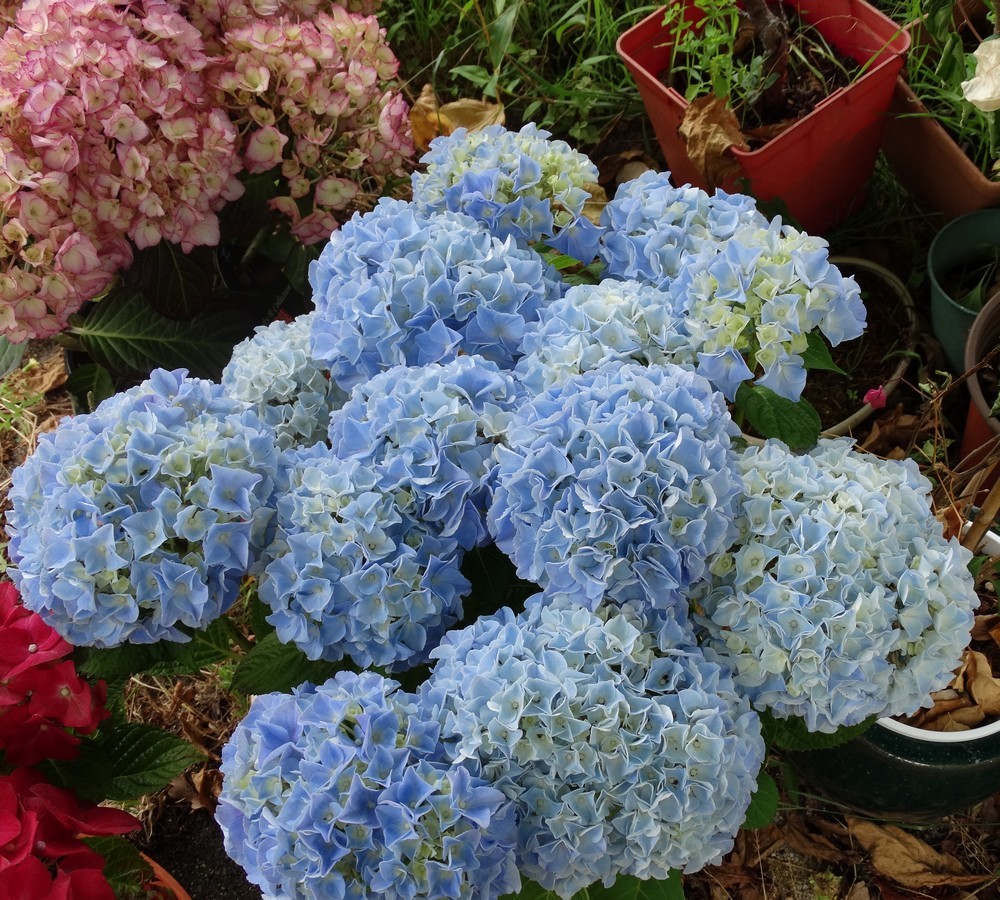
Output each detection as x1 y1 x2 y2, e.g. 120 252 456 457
142 853 192 900
882 78 1000 222
961 285 1000 463
788 530 1000 820
617 0 909 234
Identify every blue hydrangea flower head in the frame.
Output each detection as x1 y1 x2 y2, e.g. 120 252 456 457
412 123 604 262
6 368 279 647
665 219 867 402
222 311 348 451
329 356 524 552
515 278 690 395
420 596 764 896
488 361 741 615
599 170 768 289
259 444 470 671
308 200 564 390
692 438 978 732
217 671 519 899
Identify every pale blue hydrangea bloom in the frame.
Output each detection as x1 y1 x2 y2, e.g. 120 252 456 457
600 170 767 289
420 597 764 897
6 369 278 647
412 123 604 262
217 671 519 900
514 278 690 395
488 361 741 615
664 219 867 402
308 199 564 391
259 445 470 671
329 356 524 553
221 312 348 451
693 438 978 733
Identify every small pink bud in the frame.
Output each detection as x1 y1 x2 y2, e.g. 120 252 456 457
863 385 887 410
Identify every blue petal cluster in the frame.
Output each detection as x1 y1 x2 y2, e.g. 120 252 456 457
665 219 867 401
329 356 523 552
488 362 741 614
599 170 767 289
515 278 689 396
420 597 764 897
693 438 978 732
259 446 470 670
6 369 278 647
308 199 564 390
412 123 603 262
222 312 348 451
217 671 519 900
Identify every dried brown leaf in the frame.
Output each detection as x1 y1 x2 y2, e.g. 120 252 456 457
780 813 852 863
438 98 504 132
847 818 988 888
966 649 1000 715
844 884 872 900
24 353 67 395
972 614 1000 641
409 84 452 153
678 95 748 188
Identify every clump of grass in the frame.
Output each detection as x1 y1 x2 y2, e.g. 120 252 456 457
381 0 659 148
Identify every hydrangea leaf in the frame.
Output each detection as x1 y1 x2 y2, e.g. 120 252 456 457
98 721 204 801
230 631 343 695
767 712 877 751
741 772 779 830
67 287 254 381
40 738 114 805
125 242 220 320
583 871 685 899
736 383 821 446
801 331 847 375
81 837 150 900
64 361 116 412
0 335 26 380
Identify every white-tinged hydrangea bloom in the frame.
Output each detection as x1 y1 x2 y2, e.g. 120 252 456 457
411 124 604 262
515 278 690 396
420 597 765 897
217 671 519 900
488 361 741 616
693 438 977 733
6 369 278 647
308 199 564 391
221 312 348 451
259 445 469 671
664 219 867 402
600 170 768 289
329 356 524 552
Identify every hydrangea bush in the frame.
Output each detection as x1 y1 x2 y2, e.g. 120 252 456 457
6 369 278 646
217 670 519 899
4 125 982 899
693 438 977 733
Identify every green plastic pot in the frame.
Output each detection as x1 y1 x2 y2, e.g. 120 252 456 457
928 209 1000 372
788 715 1000 819
960 285 1000 464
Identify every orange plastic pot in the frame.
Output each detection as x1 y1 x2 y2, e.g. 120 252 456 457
142 853 192 900
617 0 909 234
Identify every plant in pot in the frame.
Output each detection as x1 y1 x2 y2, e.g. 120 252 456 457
1 125 984 897
0 0 414 409
616 0 910 234
879 0 1000 220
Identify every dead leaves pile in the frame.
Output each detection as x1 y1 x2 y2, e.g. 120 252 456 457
693 811 998 899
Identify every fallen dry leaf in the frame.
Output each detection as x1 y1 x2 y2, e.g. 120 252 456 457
966 649 1000 715
780 812 852 863
847 817 988 889
844 884 872 900
438 97 504 131
678 95 748 188
593 148 658 192
408 87 504 152
24 353 67 395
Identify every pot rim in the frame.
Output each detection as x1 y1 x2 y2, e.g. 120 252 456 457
877 714 1000 742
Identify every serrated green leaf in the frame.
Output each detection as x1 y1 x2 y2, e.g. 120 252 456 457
100 721 203 801
82 836 151 900
742 771 779 829
68 288 253 381
78 643 165 679
126 243 220 320
769 713 876 751
64 361 115 412
801 332 847 375
502 879 560 899
737 384 821 447
231 632 341 695
39 738 114 804
586 872 684 899
0 336 26 380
